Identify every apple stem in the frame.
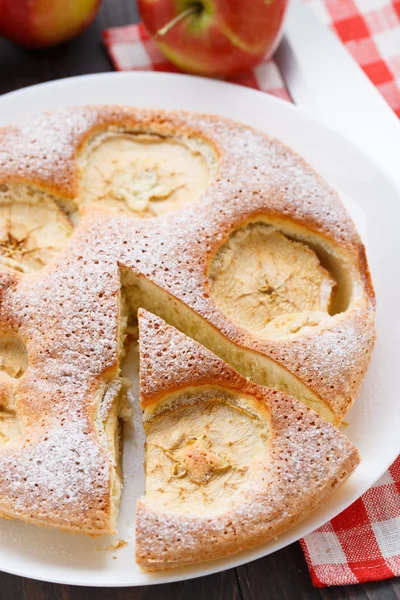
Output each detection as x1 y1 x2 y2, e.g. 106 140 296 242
155 5 201 38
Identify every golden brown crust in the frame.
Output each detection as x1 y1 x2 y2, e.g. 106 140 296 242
136 311 360 570
0 214 123 534
0 105 368 255
138 308 244 407
0 106 374 533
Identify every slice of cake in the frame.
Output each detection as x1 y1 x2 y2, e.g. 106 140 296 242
135 309 360 570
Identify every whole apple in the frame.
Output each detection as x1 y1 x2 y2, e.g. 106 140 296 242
0 0 101 48
138 0 289 77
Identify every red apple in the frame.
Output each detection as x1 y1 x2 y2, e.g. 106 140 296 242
0 0 101 48
138 0 289 77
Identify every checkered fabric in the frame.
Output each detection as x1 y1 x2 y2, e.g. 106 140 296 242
304 0 400 116
300 456 400 586
103 1 400 586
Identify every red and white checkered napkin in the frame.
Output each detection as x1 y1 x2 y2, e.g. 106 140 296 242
300 457 400 586
103 1 400 586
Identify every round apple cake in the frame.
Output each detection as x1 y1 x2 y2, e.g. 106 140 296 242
0 106 374 567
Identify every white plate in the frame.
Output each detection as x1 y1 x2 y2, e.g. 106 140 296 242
0 72 399 587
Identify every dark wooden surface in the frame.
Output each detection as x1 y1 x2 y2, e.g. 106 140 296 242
0 1 398 598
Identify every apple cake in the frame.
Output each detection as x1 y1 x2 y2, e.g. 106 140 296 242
136 309 359 570
0 106 374 559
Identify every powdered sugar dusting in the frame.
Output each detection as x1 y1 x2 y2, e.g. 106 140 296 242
0 108 104 194
0 106 373 534
268 305 376 416
0 420 109 525
138 310 242 407
136 314 359 569
0 211 124 532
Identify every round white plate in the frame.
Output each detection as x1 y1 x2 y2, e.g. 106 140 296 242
0 72 399 587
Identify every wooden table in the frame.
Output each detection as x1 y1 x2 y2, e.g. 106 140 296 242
0 1 398 598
